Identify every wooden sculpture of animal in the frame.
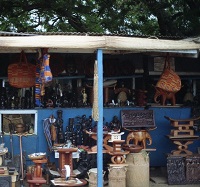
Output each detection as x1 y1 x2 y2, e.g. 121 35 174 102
154 87 176 106
126 130 152 149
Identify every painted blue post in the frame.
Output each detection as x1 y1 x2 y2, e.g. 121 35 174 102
97 49 103 187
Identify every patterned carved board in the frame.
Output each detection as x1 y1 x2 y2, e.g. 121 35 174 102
0 176 11 187
121 110 156 128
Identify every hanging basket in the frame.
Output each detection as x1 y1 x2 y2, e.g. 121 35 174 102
155 55 181 93
8 50 36 88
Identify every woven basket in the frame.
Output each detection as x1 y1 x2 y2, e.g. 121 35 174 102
8 50 36 88
155 55 181 93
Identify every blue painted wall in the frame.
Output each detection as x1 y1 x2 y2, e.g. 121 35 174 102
2 107 200 167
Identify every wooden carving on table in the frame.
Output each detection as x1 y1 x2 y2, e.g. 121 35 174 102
134 89 147 107
126 130 152 149
108 140 129 164
114 82 131 106
165 116 200 156
121 110 156 151
154 87 176 106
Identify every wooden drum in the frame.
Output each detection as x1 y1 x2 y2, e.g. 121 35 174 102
126 151 149 187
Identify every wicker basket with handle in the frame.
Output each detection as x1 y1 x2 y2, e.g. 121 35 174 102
8 50 36 88
155 55 181 93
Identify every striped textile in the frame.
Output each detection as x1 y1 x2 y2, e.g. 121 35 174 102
43 117 55 151
35 58 42 107
40 54 52 84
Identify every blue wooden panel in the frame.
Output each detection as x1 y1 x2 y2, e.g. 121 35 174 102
3 135 37 156
3 107 200 167
36 107 200 167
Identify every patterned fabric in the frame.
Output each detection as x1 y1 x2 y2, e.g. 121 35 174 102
43 117 55 151
35 58 42 107
39 54 52 84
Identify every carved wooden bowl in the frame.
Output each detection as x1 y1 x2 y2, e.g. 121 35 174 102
28 152 46 160
122 144 143 153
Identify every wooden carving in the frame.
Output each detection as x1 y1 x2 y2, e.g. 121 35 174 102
126 130 152 149
154 87 176 106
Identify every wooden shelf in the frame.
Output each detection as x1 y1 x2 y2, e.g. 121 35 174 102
86 74 143 81
53 75 85 80
149 71 200 76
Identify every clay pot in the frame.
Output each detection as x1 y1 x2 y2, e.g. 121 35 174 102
15 124 24 133
122 144 143 153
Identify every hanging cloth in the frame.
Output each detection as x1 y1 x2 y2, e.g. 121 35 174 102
43 115 56 151
92 60 99 121
39 53 53 96
35 56 42 107
40 54 53 84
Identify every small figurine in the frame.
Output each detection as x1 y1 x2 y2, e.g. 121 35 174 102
13 91 20 109
25 90 32 109
110 116 121 132
64 118 74 143
28 124 34 134
114 82 130 106
0 87 7 109
56 110 64 144
46 99 54 108
50 115 57 145
81 88 87 105
55 83 63 107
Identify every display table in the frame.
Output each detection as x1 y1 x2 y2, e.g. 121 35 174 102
51 178 87 186
0 167 18 187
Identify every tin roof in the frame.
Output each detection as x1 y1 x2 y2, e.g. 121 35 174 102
0 31 199 56
0 31 185 40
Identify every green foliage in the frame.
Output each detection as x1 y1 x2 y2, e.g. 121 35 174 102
0 0 199 36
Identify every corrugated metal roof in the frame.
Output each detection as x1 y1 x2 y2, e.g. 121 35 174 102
0 31 35 36
0 31 198 56
0 31 185 40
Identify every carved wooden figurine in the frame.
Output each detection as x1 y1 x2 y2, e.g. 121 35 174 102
126 130 152 149
154 87 176 106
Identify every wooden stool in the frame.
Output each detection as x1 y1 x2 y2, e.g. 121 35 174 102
56 148 78 175
27 158 47 187
27 178 46 187
165 116 200 137
167 135 199 156
165 116 200 156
